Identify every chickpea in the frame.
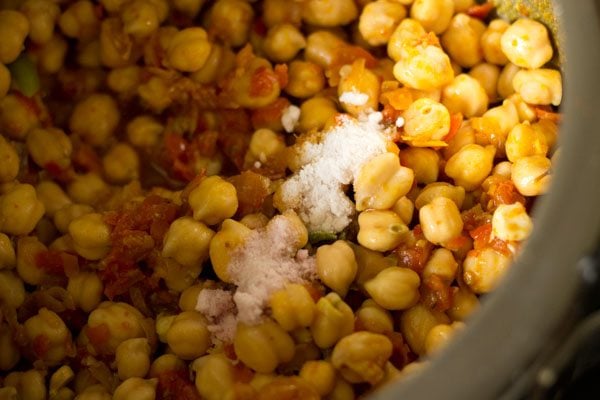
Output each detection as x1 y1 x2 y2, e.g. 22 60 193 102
193 353 236 400
497 62 521 99
400 303 449 355
463 247 512 293
115 338 152 379
357 210 408 252
511 155 552 196
419 196 464 245
331 331 393 385
234 319 295 373
70 94 120 147
269 283 316 331
37 33 69 74
445 144 496 191
86 302 146 355
0 232 15 270
0 323 20 371
58 0 100 41
172 0 205 18
441 13 486 68
0 135 19 183
365 267 421 310
67 173 110 206
67 271 104 312
24 308 73 366
298 96 338 133
121 0 159 38
99 17 134 68
302 0 358 27
0 63 9 99
316 240 357 297
424 322 465 354
68 212 111 260
26 127 73 170
113 378 158 400
0 93 40 140
481 19 510 65
442 73 489 118
469 62 500 101
102 143 139 184
4 369 46 400
311 293 354 349
358 0 407 46
355 299 394 334
403 98 451 142
209 219 252 282
393 44 454 91
512 68 562 106
501 18 553 69
0 184 45 236
208 0 254 47
0 270 25 308
0 10 30 64
16 236 47 285
448 286 480 321
106 65 141 96
263 0 303 28
410 0 454 34
285 60 325 99
19 0 57 45
165 311 210 360
400 147 439 184
263 23 306 63
162 216 214 269
190 44 236 85
167 27 212 72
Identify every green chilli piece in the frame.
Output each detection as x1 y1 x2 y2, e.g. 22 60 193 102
9 54 40 97
309 231 338 244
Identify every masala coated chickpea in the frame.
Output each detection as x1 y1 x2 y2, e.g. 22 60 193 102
357 210 408 252
263 23 306 63
68 212 111 261
167 27 212 72
311 293 354 349
505 122 549 163
442 73 489 117
400 303 449 355
463 247 512 293
0 10 30 64
26 127 73 170
162 217 214 269
67 271 103 312
358 0 407 46
0 270 25 309
4 369 46 400
234 319 295 373
512 68 562 106
16 236 47 285
24 307 73 366
283 61 325 99
302 0 358 27
107 65 142 96
86 301 146 355
419 196 463 245
165 311 210 360
193 353 236 400
393 43 454 91
365 267 421 310
69 93 120 147
410 0 454 34
58 0 100 41
120 0 160 38
0 184 45 236
403 98 451 142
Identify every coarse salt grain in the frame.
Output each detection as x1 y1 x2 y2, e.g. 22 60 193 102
396 116 405 128
278 112 390 232
339 91 369 106
196 288 237 342
281 105 301 133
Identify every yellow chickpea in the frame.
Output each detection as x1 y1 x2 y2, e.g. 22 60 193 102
67 271 104 312
331 331 393 385
357 210 408 252
113 377 158 400
0 233 15 270
209 219 252 282
316 240 357 297
302 0 358 27
99 17 134 68
126 115 163 148
365 267 421 310
167 27 212 72
0 10 30 64
400 147 439 184
67 173 111 206
298 96 338 133
165 311 210 360
162 216 214 269
16 236 47 285
445 144 496 191
500 18 553 69
20 0 59 45
115 337 152 379
358 0 407 46
0 270 25 309
269 283 316 331
193 353 236 400
423 248 458 282
463 247 512 294
121 0 159 38
0 323 20 371
234 319 295 373
76 39 101 68
424 321 465 354
447 286 480 321
263 23 306 63
102 143 139 184
403 97 451 142
441 13 486 68
0 63 9 99
86 301 146 355
400 303 449 355
0 184 45 236
188 176 238 225
68 212 111 260
511 155 552 196
505 122 549 163
36 33 69 74
442 73 489 117
4 369 46 400
419 196 464 245
410 0 454 34
26 127 73 170
311 293 354 349
481 19 509 65
497 63 521 99
0 135 19 183
208 0 254 47
512 68 563 106
469 62 500 101
24 308 73 366
338 59 380 116
299 360 336 396
70 93 120 147
393 44 454 91
58 0 100 41
0 93 40 140
53 203 94 233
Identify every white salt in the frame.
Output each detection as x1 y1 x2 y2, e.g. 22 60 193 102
340 91 369 106
281 105 301 133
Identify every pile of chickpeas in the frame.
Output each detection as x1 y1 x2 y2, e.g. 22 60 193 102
0 0 561 399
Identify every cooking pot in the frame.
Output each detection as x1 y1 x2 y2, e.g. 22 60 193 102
374 1 600 398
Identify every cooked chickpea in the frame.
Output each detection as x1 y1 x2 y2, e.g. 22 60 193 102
316 240 357 296
35 181 71 218
354 152 414 211
263 23 306 63
188 176 238 225
497 62 521 99
230 56 281 109
162 216 214 270
102 143 139 184
165 311 210 360
298 96 338 132
331 331 393 385
410 0 454 34
193 353 236 400
37 33 69 74
77 39 102 68
67 173 110 206
69 94 120 147
463 247 512 293
67 271 104 312
357 210 408 252
59 1 100 41
24 308 73 366
424 321 465 354
68 212 111 260
49 365 74 398
355 299 394 334
167 27 212 72
492 202 533 242
511 155 552 196
469 62 500 101
403 98 451 142
0 323 20 371
270 283 316 331
0 93 40 140
481 19 509 65
400 303 449 355
441 13 485 68
400 147 439 184
209 219 252 282
505 122 549 163
0 63 9 99
0 270 25 308
442 73 489 117
393 43 454 91
0 233 15 270
358 0 407 46
508 93 537 123
0 136 19 184
113 377 158 400
4 369 46 400
126 115 163 148
234 319 295 373
448 286 480 321
247 128 286 164
16 236 47 285
115 337 152 379
512 68 562 106
0 184 45 236
419 196 463 245
501 18 553 69
365 267 420 310
107 65 142 96
445 144 496 190
299 360 336 396
302 0 358 27
53 203 94 233
0 10 30 64
423 248 458 282
208 0 254 47
20 0 59 45
120 0 159 38
87 302 146 354
26 127 72 170
311 293 354 349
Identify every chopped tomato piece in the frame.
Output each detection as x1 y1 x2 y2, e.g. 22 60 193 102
86 323 110 349
422 274 453 312
466 2 494 19
444 113 464 143
534 106 562 123
32 334 50 358
249 66 279 97
157 370 201 400
251 97 290 129
274 64 289 89
229 171 271 217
